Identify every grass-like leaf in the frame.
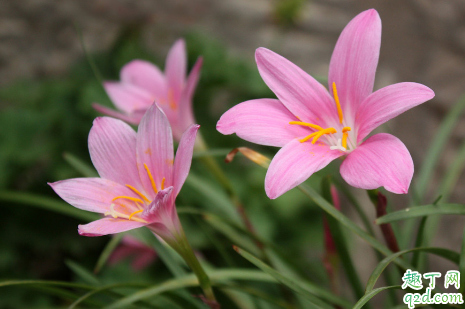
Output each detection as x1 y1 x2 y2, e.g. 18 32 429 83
297 184 412 269
63 152 98 177
234 246 352 309
376 204 465 224
0 191 97 221
365 247 459 293
103 269 276 309
94 234 124 274
66 260 101 286
353 286 401 309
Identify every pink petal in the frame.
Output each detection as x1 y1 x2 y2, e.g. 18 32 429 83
88 117 143 189
328 9 381 121
173 124 199 196
136 105 174 199
355 82 435 142
131 250 157 271
78 217 147 237
340 133 413 194
265 139 343 199
178 57 203 131
49 178 139 213
103 82 154 113
256 48 339 127
92 103 141 125
120 59 167 100
217 99 310 147
142 187 175 224
165 39 186 103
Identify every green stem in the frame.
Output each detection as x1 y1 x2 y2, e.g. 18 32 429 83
166 227 217 305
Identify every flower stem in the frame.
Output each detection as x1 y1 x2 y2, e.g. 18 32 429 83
166 226 218 307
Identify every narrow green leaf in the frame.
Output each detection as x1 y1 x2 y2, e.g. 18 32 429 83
376 204 465 224
353 286 401 309
65 260 101 285
135 228 187 278
103 269 276 309
365 247 459 293
94 234 123 274
437 140 465 202
415 94 465 201
411 217 428 268
185 173 241 223
0 191 97 221
297 184 412 270
459 225 465 294
234 247 352 309
321 177 365 302
63 152 98 177
0 280 94 290
204 214 261 257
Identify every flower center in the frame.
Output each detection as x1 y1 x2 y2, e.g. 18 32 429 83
289 82 354 152
104 163 166 222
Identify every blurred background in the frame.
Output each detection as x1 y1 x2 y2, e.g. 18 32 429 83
1 0 465 307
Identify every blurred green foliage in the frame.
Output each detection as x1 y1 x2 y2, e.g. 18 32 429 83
0 29 333 308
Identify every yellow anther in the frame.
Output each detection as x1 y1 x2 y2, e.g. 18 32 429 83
125 185 150 203
299 128 336 143
144 163 158 193
332 82 344 124
128 209 144 220
341 127 351 149
289 121 324 131
161 177 166 190
112 196 143 204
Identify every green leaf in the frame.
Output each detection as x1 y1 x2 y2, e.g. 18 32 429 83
0 191 98 221
234 247 352 309
94 234 123 274
63 152 98 177
353 286 401 309
365 247 459 292
65 260 101 285
135 228 187 278
459 225 465 294
297 184 412 270
415 94 465 201
184 173 241 223
103 269 276 309
376 204 465 224
0 280 94 290
321 177 365 302
411 217 428 268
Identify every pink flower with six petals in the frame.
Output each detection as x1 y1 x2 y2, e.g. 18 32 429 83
217 9 434 199
93 39 202 142
50 104 199 241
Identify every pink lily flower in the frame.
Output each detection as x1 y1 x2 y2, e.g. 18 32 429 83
108 235 157 271
217 9 435 199
49 104 199 242
93 39 202 142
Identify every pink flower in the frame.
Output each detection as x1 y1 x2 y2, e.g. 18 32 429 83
217 9 434 199
49 104 199 241
108 235 157 271
93 39 202 141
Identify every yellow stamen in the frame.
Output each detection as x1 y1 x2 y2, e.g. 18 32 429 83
161 177 166 190
289 121 324 131
125 184 150 203
112 196 143 204
128 209 144 220
144 163 158 193
332 82 344 124
341 127 351 149
299 128 336 143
